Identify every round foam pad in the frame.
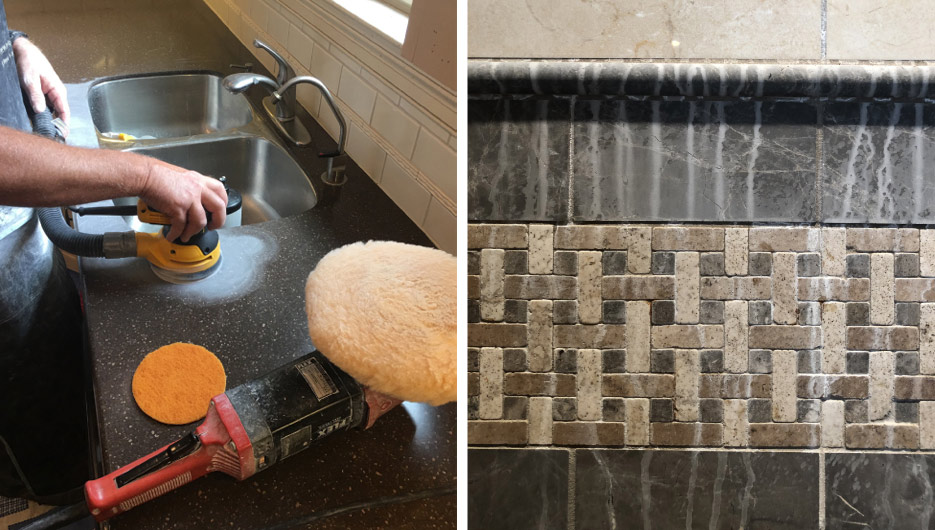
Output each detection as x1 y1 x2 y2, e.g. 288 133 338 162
305 241 456 406
132 342 227 424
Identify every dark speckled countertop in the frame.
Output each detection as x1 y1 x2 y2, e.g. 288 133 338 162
6 1 456 528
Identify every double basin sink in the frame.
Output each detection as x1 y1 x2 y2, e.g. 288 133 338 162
87 72 317 229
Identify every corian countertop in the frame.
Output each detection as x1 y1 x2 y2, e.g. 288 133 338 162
7 0 456 528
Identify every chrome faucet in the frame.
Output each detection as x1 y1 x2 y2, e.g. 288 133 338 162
222 72 348 185
254 39 296 123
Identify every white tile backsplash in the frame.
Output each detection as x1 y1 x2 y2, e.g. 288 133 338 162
380 157 432 226
371 95 419 159
338 69 377 122
423 197 457 256
411 129 456 201
346 122 387 183
214 0 455 252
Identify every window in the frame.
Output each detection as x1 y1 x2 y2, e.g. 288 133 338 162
380 0 412 15
331 0 409 44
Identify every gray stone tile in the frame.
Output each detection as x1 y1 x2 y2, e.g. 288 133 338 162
602 251 627 275
896 302 921 326
573 99 819 222
503 349 528 372
468 299 481 323
554 348 578 373
650 349 675 373
652 300 676 325
468 251 481 275
797 399 822 422
469 449 569 530
846 351 870 374
748 399 773 423
750 350 773 373
700 253 725 276
553 397 577 421
504 250 528 275
846 302 870 326
749 252 772 276
576 450 819 529
826 453 935 528
749 301 772 325
797 253 821 277
503 396 528 420
504 299 528 323
798 302 821 326
798 350 822 373
468 396 479 419
468 348 480 372
652 251 675 275
896 253 920 277
650 398 674 422
468 97 571 222
602 300 627 324
896 351 921 375
822 101 935 223
602 349 627 373
700 349 723 373
553 251 578 275
896 401 920 423
845 400 869 423
700 399 723 423
553 300 578 324
847 254 871 278
603 398 626 421
700 300 725 324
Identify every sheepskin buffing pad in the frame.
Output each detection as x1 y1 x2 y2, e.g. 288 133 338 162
305 241 456 406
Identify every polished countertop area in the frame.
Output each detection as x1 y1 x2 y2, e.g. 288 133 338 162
6 1 455 528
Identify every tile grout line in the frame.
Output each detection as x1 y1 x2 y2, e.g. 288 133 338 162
567 448 576 530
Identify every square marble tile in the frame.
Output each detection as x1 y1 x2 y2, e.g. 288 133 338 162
827 0 935 60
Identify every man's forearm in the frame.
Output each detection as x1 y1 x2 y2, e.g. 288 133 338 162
0 125 152 206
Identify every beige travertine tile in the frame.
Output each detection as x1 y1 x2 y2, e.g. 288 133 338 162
922 402 935 449
870 253 894 325
578 251 602 324
725 228 748 276
673 350 699 421
627 226 651 273
822 401 845 448
626 398 650 446
577 349 602 420
554 225 626 249
469 0 820 60
527 301 553 371
626 301 651 372
528 224 554 274
869 351 895 421
822 228 846 277
772 350 797 422
922 304 935 374
923 230 935 277
653 227 724 251
822 302 846 373
749 227 819 252
772 253 797 325
724 300 748 373
675 252 700 324
527 397 553 445
480 249 505 321
723 399 748 447
468 224 527 249
827 0 935 60
479 348 503 419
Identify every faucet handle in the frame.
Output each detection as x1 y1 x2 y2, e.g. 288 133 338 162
253 39 295 86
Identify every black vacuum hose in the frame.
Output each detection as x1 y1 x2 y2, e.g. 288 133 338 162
31 108 108 258
37 207 105 257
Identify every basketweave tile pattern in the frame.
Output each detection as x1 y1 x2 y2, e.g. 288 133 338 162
467 223 935 450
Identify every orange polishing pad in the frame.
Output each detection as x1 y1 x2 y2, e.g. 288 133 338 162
132 342 227 425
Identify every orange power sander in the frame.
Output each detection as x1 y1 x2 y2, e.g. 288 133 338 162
23 351 401 529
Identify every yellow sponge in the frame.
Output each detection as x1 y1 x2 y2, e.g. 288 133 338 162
132 342 227 424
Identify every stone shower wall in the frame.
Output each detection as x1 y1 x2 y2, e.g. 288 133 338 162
468 62 935 529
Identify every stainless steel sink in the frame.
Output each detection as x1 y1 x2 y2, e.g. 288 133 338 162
88 73 254 139
117 137 316 230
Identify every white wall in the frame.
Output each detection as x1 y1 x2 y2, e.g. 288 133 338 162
204 0 456 254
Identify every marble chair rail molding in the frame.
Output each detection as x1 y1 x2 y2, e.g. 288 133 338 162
468 60 935 225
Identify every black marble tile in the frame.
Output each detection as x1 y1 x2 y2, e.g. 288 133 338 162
572 98 819 222
468 448 569 530
822 101 935 223
826 453 935 528
468 97 572 222
576 450 819 529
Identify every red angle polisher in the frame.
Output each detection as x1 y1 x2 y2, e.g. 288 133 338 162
25 351 401 529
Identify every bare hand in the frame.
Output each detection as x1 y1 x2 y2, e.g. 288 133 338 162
138 161 228 243
12 37 70 125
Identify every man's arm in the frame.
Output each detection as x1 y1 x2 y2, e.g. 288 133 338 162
0 126 227 242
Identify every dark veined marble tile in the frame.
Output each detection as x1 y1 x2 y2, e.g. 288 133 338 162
826 453 935 529
572 98 819 223
468 448 569 530
822 101 935 223
575 449 818 529
468 96 572 222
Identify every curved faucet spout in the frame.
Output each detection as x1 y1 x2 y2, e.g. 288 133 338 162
222 73 280 94
275 76 347 156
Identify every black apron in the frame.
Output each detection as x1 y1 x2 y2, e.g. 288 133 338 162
0 1 89 503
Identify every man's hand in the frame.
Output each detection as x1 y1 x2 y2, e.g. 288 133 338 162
12 36 70 125
138 161 228 243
